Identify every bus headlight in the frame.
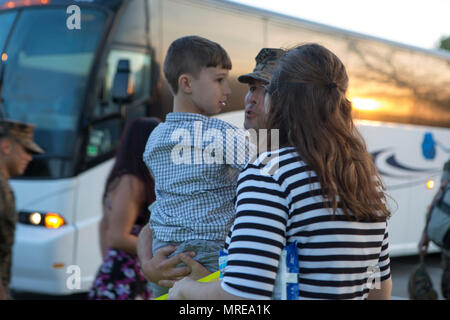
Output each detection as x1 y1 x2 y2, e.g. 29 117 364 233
426 179 435 190
19 211 66 229
29 212 42 225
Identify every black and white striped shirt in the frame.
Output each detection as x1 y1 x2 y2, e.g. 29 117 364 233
221 147 391 300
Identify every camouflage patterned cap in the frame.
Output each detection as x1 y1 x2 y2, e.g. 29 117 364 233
238 48 285 84
0 119 44 154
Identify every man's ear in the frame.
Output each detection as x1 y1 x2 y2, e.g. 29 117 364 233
0 138 12 156
178 74 192 94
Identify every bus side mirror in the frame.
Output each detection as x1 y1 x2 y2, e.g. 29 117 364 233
111 59 135 104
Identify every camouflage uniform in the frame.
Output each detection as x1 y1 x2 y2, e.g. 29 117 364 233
441 159 450 299
412 159 450 300
0 120 44 299
0 172 16 299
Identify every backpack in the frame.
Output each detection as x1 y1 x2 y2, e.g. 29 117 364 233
426 182 450 249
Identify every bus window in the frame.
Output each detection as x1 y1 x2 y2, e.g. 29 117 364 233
1 8 107 131
347 38 450 128
84 50 151 167
84 118 121 162
0 8 108 178
94 49 151 118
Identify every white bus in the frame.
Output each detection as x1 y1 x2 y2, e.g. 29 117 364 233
0 0 448 295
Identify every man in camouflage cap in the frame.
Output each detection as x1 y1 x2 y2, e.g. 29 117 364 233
0 120 43 299
238 48 285 130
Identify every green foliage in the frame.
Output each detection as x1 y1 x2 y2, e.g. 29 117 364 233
438 35 450 51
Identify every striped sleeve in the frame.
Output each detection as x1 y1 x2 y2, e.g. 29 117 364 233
377 223 391 281
221 167 289 300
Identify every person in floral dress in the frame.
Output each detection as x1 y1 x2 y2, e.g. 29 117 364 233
89 118 159 300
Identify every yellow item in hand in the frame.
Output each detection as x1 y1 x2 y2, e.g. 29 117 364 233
153 271 220 300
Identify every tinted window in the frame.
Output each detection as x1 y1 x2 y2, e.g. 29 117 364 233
1 8 107 131
84 49 151 169
0 11 16 53
93 49 151 118
347 39 450 128
0 8 108 178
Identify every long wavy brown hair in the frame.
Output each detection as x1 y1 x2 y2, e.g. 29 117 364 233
266 43 390 222
103 117 160 208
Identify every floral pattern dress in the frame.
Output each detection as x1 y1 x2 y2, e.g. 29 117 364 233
88 198 153 300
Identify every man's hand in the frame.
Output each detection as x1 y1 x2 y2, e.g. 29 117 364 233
141 245 194 287
182 252 212 281
158 251 211 288
418 231 430 256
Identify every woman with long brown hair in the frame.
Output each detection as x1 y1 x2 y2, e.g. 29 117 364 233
167 43 392 300
89 117 159 300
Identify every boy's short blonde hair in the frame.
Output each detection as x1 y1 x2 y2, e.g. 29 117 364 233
163 35 232 94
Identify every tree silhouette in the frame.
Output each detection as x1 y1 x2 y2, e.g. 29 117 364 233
346 40 450 127
438 35 450 51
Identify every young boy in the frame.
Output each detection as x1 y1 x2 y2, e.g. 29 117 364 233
143 36 250 297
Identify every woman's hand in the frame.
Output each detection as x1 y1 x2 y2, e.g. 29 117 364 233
167 276 243 300
167 277 197 300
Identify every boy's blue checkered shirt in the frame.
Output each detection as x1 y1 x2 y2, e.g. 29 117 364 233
143 112 252 242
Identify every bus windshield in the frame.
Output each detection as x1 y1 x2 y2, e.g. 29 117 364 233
0 11 16 52
0 7 108 178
